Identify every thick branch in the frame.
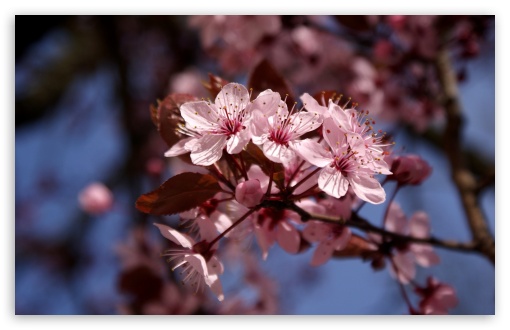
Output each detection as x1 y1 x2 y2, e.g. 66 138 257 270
435 49 495 264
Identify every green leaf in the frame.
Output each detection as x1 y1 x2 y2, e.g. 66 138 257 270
136 172 222 215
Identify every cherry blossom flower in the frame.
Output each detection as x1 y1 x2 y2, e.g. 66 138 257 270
293 118 386 203
416 277 458 314
78 182 114 215
153 223 224 301
251 98 322 163
253 207 303 260
384 202 440 284
299 198 354 266
327 102 392 175
176 83 279 166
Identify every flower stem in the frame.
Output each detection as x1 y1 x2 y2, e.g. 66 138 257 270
207 208 257 251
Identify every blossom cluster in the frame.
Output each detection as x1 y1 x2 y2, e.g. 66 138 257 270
136 81 457 314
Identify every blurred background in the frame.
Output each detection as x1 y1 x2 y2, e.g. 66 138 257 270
15 15 494 314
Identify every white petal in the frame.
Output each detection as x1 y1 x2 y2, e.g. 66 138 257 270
348 174 386 204
153 223 194 248
189 134 227 166
318 167 349 199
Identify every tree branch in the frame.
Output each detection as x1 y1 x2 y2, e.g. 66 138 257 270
434 49 495 264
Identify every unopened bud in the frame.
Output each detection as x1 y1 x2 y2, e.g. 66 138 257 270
235 179 264 208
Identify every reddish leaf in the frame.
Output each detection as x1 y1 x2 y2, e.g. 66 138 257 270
332 234 382 260
248 59 295 109
136 173 222 215
202 73 229 99
152 93 197 148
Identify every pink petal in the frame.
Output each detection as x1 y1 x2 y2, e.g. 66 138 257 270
300 93 328 117
322 117 347 151
189 134 227 166
249 90 281 116
250 110 270 144
207 273 224 301
276 221 300 254
410 244 440 267
348 174 386 204
310 240 336 266
345 132 366 157
263 140 294 163
226 128 251 154
302 221 330 242
254 222 274 260
210 211 232 234
180 101 218 130
164 137 194 157
288 111 323 137
318 166 349 199
333 227 352 251
385 202 408 235
153 223 194 248
195 215 219 243
292 139 332 168
328 103 353 132
390 252 416 284
409 211 431 238
184 254 210 282
215 83 250 114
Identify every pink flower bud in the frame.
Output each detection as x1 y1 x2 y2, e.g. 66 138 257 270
389 155 432 185
235 179 264 208
78 182 114 215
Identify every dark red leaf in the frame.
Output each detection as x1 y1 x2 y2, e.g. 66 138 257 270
136 172 222 215
202 73 229 99
248 59 295 109
153 93 197 148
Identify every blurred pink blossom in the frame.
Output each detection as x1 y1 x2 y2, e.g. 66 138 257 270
78 182 114 215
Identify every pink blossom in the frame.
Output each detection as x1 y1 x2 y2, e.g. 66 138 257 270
235 179 264 208
293 118 386 204
251 97 322 163
177 83 278 166
153 223 224 301
327 102 392 175
416 277 458 315
385 202 440 284
78 182 114 215
253 207 302 260
299 198 353 266
389 154 432 185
